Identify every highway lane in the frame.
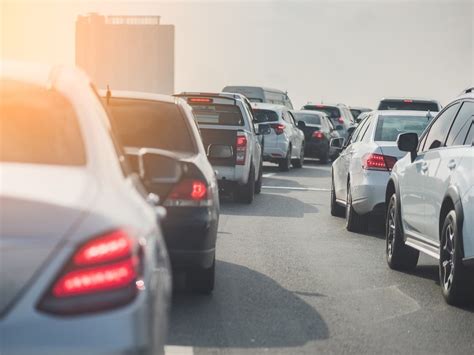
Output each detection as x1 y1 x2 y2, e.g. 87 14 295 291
167 161 474 355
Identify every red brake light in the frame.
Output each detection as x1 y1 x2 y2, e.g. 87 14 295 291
236 134 247 165
53 258 137 298
166 179 208 202
271 123 285 135
403 99 413 103
74 229 133 266
338 117 344 124
312 131 324 139
188 97 213 104
315 104 325 108
362 153 397 171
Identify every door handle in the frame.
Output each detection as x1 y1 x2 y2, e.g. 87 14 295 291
447 160 456 170
421 162 428 173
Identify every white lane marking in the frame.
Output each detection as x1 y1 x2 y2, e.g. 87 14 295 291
262 172 276 177
165 345 194 355
262 185 330 192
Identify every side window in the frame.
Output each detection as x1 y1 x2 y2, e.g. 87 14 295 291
446 101 474 146
464 123 474 145
359 117 373 142
326 117 335 130
422 102 461 151
282 111 291 123
351 115 370 143
287 111 297 127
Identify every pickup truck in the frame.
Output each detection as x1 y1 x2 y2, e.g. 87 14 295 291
175 92 263 204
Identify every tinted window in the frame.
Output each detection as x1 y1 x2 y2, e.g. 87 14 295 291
422 103 461 151
464 123 474 145
189 103 244 126
253 109 279 123
351 116 370 143
350 109 362 119
107 98 195 153
294 113 321 125
302 105 341 119
446 101 474 146
374 115 431 142
0 80 86 166
378 99 439 112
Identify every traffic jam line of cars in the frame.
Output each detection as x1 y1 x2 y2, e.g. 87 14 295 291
0 61 472 354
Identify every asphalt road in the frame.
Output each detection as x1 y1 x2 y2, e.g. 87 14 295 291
166 161 474 355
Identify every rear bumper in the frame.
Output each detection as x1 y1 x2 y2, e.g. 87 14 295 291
213 165 248 184
351 171 390 215
263 139 288 160
162 206 218 270
304 141 328 158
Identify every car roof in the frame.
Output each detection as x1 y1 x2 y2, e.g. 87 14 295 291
456 87 474 100
224 85 286 93
99 89 177 104
374 110 438 117
379 97 439 103
350 106 372 111
303 103 348 108
251 102 286 111
292 109 327 117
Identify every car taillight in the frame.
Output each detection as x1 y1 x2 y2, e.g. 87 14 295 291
312 131 324 139
236 134 247 165
362 153 397 171
164 179 210 206
38 229 143 315
337 117 344 124
271 123 285 135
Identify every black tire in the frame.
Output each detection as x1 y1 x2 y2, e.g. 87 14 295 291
439 210 472 305
385 193 419 270
292 144 304 168
235 164 255 204
319 146 329 164
330 174 345 217
279 146 291 171
255 159 263 194
345 182 368 232
188 258 215 294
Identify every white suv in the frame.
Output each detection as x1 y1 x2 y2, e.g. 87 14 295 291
385 91 473 305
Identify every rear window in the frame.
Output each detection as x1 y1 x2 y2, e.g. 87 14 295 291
106 98 195 153
0 80 86 166
374 115 431 141
378 100 439 112
190 104 244 126
293 112 321 125
303 105 341 119
253 109 279 123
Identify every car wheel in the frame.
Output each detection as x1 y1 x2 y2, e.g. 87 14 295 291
235 164 255 204
440 210 472 305
279 146 291 171
255 159 263 194
292 144 304 168
330 174 345 217
188 257 215 294
385 193 419 270
345 182 368 232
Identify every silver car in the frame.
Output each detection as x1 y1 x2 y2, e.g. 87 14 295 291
331 110 434 232
0 62 172 355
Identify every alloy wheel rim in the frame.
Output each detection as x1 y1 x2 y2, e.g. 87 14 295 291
387 201 396 258
441 221 455 291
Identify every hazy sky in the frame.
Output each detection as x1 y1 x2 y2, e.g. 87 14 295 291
1 0 473 108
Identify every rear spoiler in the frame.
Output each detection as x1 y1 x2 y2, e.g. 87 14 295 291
174 92 238 105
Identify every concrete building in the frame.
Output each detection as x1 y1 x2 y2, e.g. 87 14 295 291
76 14 174 94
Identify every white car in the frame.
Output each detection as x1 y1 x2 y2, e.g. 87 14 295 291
331 110 434 232
252 103 305 171
385 91 473 305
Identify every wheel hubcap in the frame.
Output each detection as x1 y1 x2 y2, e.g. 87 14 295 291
441 222 455 291
387 202 396 257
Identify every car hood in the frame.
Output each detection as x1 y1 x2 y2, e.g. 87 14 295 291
0 164 98 315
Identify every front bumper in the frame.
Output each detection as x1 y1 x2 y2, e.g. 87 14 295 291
161 206 218 270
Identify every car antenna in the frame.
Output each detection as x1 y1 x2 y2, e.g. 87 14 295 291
106 85 111 105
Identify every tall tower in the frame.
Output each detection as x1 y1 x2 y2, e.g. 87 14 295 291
76 13 174 94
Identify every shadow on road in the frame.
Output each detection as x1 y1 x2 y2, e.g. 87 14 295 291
220 191 319 218
168 261 329 349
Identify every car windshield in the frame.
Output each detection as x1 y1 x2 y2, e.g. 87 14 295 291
374 115 431 141
378 100 439 111
303 105 341 119
106 98 195 152
293 113 321 125
253 109 279 123
0 80 86 166
190 104 244 126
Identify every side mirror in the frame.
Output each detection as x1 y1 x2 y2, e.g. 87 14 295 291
138 148 182 184
297 120 306 130
335 125 344 131
258 124 271 135
330 137 345 149
397 132 418 162
208 144 233 159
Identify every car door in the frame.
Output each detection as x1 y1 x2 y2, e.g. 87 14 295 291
282 111 298 158
288 111 304 157
401 102 461 239
242 101 262 174
333 114 372 202
423 101 471 240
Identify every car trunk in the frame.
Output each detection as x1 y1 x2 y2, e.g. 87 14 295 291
375 141 408 161
0 165 97 315
200 127 237 167
301 124 322 141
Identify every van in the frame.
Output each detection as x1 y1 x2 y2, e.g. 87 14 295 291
222 85 294 109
